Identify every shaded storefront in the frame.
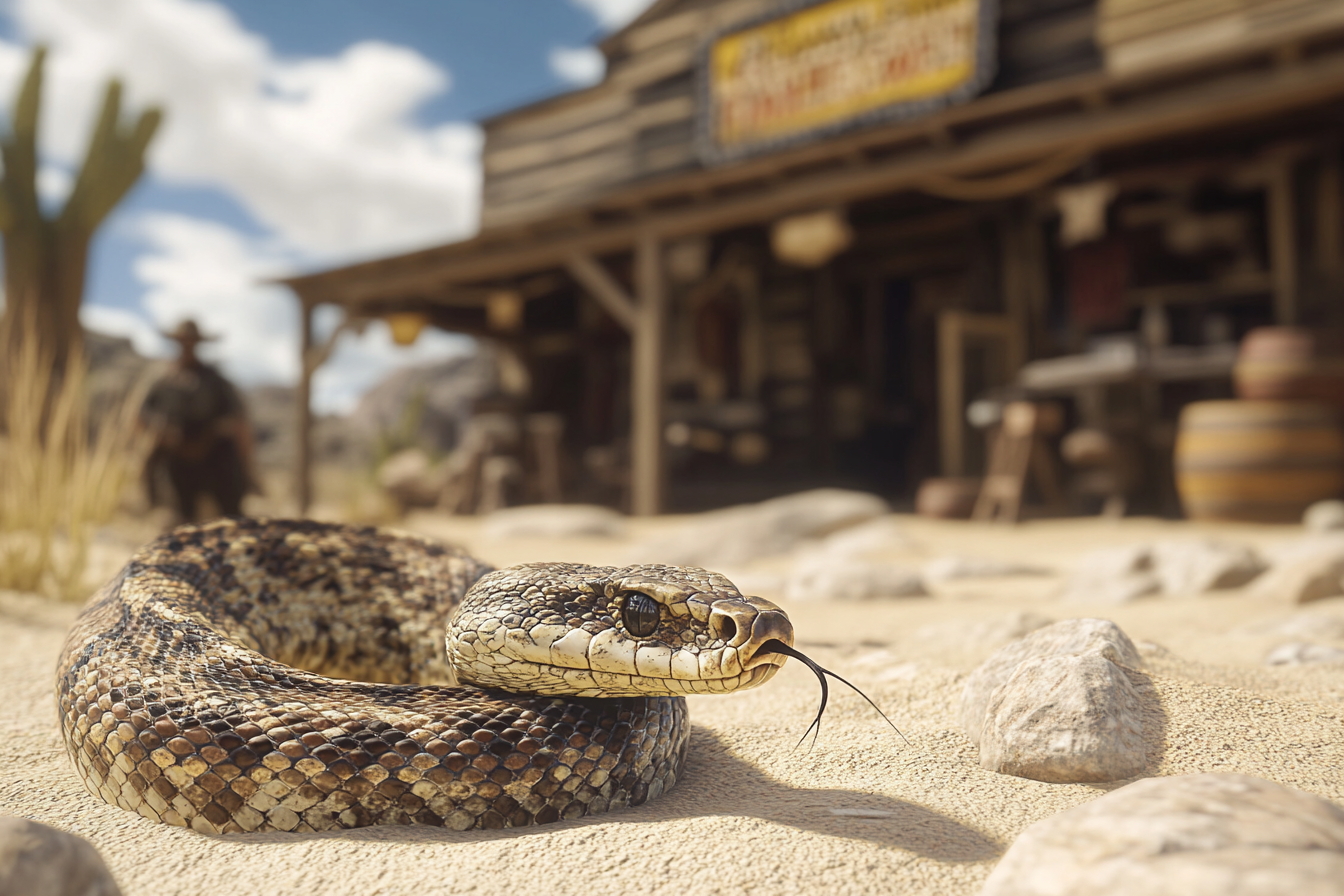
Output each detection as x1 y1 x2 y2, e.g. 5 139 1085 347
284 0 1344 515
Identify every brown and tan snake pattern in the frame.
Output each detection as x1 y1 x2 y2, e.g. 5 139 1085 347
56 518 794 834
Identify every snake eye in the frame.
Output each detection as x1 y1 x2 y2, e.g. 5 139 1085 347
622 591 660 638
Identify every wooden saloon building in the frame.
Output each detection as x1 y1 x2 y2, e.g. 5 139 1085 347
283 0 1344 515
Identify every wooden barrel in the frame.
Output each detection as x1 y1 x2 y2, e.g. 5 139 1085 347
1234 326 1344 412
1175 400 1344 523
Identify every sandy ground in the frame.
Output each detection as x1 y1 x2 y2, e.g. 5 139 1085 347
3 513 1343 895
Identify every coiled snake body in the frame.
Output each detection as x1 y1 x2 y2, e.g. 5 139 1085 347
56 518 793 834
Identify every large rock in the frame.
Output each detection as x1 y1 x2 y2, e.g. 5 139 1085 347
1059 545 1159 604
812 517 910 558
374 448 448 508
1238 611 1344 641
1251 538 1344 603
978 652 1146 783
634 488 889 567
482 504 625 539
1060 541 1267 602
1265 642 1344 666
784 553 926 601
914 612 1055 655
923 555 1052 583
0 817 121 896
1150 540 1266 596
979 774 1344 896
959 618 1142 746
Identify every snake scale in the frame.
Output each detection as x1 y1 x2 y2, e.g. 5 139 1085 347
56 518 794 834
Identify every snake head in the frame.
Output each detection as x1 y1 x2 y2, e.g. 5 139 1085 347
445 562 794 698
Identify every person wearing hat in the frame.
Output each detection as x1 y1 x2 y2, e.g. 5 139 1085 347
139 319 259 522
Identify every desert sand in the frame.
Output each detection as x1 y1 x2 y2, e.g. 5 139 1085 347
3 512 1343 895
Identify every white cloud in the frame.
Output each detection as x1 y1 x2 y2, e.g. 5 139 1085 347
131 213 300 385
549 45 605 87
80 303 170 358
0 0 485 412
7 0 482 260
569 0 657 31
36 162 73 209
117 212 471 414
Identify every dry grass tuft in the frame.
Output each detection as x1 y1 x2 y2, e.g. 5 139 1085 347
0 325 149 599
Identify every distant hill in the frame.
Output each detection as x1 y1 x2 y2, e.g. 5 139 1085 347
82 328 500 474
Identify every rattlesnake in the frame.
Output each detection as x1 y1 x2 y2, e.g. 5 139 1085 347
56 518 794 834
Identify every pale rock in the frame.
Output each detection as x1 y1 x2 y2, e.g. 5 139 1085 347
914 612 1055 655
1304 499 1344 532
1236 612 1344 641
632 489 889 567
374 447 447 508
959 618 1141 746
1251 538 1344 603
1150 540 1266 596
1063 572 1161 604
978 652 1146 783
1263 533 1344 566
785 553 926 601
815 517 910 558
0 817 121 896
1059 545 1158 603
848 649 923 682
1061 541 1267 602
979 773 1344 896
923 555 1052 583
1265 642 1344 666
1077 544 1152 578
481 504 625 539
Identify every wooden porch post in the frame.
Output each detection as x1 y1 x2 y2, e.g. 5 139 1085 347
1267 159 1300 325
632 232 666 516
295 298 315 516
566 240 667 516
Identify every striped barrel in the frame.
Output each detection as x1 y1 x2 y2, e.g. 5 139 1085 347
1174 400 1344 523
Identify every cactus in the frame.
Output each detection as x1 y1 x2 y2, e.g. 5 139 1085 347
0 46 162 369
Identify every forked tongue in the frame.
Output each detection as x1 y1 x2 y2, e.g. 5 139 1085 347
758 639 910 751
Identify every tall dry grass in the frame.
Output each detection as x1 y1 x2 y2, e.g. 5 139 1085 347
0 322 149 600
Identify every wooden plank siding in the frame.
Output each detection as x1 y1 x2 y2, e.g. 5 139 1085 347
481 0 1102 229
480 0 772 228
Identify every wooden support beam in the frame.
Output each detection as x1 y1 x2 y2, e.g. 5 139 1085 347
630 233 665 516
938 312 966 477
737 264 765 401
1267 159 1300 325
938 310 1025 477
565 252 638 332
294 303 363 516
999 201 1049 361
295 300 315 516
1317 151 1343 280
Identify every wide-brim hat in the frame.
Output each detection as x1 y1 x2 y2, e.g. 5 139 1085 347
162 319 216 344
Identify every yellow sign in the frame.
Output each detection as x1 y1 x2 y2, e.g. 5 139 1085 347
700 0 994 160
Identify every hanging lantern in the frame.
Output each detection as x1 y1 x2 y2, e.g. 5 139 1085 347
487 290 524 332
771 209 853 268
385 311 428 346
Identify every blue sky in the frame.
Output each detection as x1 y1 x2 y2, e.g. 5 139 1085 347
0 0 654 411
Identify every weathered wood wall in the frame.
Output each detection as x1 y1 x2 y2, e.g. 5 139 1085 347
481 0 1102 229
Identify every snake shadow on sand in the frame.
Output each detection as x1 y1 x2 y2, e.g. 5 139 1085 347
228 725 1001 861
